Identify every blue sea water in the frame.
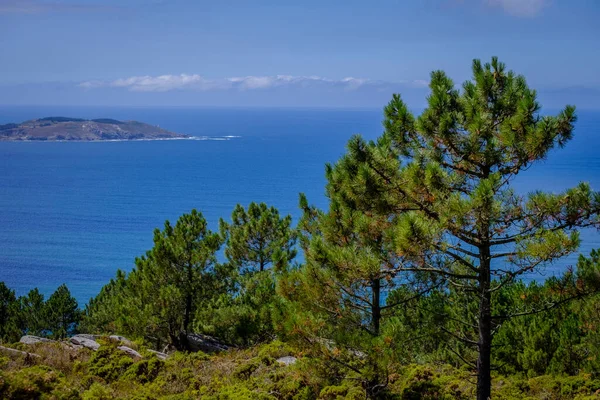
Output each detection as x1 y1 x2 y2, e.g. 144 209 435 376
0 106 599 304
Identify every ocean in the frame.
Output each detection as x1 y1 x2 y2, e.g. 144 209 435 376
0 106 599 304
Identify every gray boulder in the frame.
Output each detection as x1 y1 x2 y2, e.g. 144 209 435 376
20 335 54 345
110 335 134 347
73 334 102 340
147 349 168 360
186 333 231 353
118 345 142 359
70 335 100 351
276 356 297 366
0 345 40 359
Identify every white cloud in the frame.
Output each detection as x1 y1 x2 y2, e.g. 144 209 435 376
486 0 548 17
109 74 207 92
78 74 421 93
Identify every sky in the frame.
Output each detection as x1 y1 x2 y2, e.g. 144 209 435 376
0 0 599 108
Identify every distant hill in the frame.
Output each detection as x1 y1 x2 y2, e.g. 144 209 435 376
0 117 190 141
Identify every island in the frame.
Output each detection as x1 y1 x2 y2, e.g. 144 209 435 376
0 117 191 141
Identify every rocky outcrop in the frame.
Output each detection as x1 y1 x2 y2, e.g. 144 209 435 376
69 335 101 351
186 333 231 353
109 335 134 347
72 334 102 340
19 335 54 345
118 346 142 359
0 345 40 359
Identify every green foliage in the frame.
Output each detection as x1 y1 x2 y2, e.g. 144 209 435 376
2 339 600 399
19 288 47 337
81 382 115 400
122 358 164 384
196 202 297 346
196 270 281 346
319 384 364 400
80 269 128 334
220 202 296 273
0 365 78 400
0 282 21 344
83 205 297 349
45 284 80 339
0 282 83 342
87 345 135 382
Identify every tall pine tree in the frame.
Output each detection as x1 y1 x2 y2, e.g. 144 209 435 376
45 284 80 339
289 57 600 399
127 209 222 350
220 202 296 273
19 288 47 336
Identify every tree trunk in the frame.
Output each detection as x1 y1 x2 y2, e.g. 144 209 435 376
371 278 381 336
477 244 492 400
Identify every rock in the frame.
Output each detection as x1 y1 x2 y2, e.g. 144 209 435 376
109 335 134 347
73 334 102 340
186 333 231 353
315 337 365 359
20 335 54 345
63 343 83 351
147 349 168 360
70 335 100 351
118 346 142 359
0 345 40 359
276 356 297 366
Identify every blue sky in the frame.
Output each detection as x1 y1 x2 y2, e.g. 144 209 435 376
1 0 599 108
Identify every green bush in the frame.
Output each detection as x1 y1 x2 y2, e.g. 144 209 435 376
0 365 78 400
87 346 134 382
81 382 114 400
122 358 164 384
233 359 260 380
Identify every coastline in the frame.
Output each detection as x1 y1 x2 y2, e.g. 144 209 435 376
0 136 241 143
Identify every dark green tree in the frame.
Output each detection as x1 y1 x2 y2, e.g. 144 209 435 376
196 270 280 346
491 250 600 377
196 203 296 346
0 282 21 343
279 163 440 396
126 209 222 350
45 284 80 339
289 57 600 399
19 288 47 337
80 270 128 335
220 202 296 273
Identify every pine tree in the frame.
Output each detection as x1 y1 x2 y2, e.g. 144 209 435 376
289 57 600 399
381 58 600 399
195 203 296 346
19 288 47 336
128 209 222 350
80 270 128 334
220 202 297 273
45 284 80 339
279 160 441 396
0 282 21 343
